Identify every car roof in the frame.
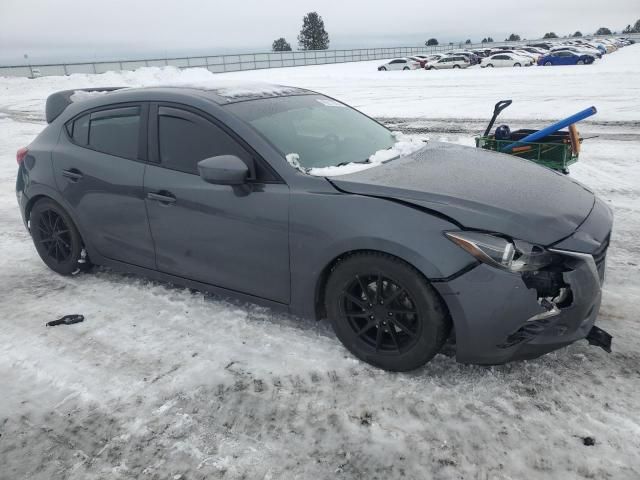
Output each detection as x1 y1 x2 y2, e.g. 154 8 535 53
121 82 312 104
45 82 315 123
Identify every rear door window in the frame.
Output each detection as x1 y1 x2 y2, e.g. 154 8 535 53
88 107 141 159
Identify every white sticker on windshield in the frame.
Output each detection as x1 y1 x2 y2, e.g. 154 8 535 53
317 98 345 107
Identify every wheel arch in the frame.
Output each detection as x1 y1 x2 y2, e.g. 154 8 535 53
313 249 452 326
24 191 97 262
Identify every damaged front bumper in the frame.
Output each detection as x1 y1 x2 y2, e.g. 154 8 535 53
433 245 611 365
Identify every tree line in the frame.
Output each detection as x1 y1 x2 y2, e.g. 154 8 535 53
271 14 639 52
424 20 639 47
272 12 329 52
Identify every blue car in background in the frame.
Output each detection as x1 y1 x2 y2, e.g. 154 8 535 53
538 51 595 66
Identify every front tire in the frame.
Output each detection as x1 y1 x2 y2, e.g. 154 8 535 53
379 66 387 71
577 60 585 65
514 62 521 67
453 64 461 69
30 198 91 275
325 253 450 371
403 67 410 71
486 63 494 68
544 61 552 66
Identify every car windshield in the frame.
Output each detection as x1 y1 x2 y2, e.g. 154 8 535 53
227 94 396 170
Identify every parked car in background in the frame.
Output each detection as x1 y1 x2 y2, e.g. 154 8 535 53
527 42 552 50
471 49 490 58
408 56 427 68
550 45 601 59
425 55 471 70
481 53 531 68
510 50 539 63
446 51 480 65
422 54 444 69
378 58 421 71
597 39 617 53
518 46 548 57
538 50 595 66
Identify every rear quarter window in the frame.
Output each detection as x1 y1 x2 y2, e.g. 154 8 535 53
66 106 141 160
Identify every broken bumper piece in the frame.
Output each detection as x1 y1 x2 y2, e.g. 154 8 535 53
586 325 613 353
433 245 609 365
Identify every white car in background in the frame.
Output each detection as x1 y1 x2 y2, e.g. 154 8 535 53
507 50 538 63
481 53 530 68
377 58 421 71
425 55 471 70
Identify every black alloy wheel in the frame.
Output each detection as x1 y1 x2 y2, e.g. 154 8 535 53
37 209 72 264
325 253 450 371
341 273 421 353
30 198 91 275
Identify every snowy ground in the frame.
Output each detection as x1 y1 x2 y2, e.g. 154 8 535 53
1 45 639 479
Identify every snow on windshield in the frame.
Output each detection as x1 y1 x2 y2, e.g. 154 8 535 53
287 132 427 177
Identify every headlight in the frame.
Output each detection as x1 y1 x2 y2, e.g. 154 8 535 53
445 231 556 272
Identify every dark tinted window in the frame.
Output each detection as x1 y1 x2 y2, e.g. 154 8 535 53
158 107 250 175
88 107 140 159
67 113 90 145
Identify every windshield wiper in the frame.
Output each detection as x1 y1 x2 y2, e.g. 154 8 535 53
336 159 370 167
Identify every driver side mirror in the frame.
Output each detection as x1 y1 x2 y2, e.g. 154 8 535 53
197 155 248 186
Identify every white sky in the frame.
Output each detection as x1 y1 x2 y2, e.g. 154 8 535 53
1 0 638 63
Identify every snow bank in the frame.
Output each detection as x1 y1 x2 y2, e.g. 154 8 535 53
2 44 639 122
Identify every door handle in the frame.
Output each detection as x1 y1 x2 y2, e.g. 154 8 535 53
147 191 176 205
62 168 83 182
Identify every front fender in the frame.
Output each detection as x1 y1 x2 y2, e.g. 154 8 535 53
288 190 476 319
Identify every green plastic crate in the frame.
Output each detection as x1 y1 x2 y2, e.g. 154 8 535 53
475 136 578 172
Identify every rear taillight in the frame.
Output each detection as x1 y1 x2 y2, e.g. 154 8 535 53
17 147 28 165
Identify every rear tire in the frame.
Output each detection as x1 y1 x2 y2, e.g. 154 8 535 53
403 67 410 71
577 60 585 65
453 64 461 69
514 62 521 67
30 198 92 275
325 253 450 371
380 66 387 71
544 61 552 66
486 63 494 68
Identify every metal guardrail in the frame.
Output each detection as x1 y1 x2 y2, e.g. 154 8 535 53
2 34 638 78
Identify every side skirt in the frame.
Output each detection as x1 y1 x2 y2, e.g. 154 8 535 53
96 255 290 314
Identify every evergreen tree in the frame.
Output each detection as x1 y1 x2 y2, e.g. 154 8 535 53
506 33 521 41
572 31 583 37
297 12 329 50
543 32 559 39
465 39 472 44
595 27 612 35
425 38 438 46
272 38 292 52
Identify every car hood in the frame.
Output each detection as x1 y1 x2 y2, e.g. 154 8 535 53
329 142 595 246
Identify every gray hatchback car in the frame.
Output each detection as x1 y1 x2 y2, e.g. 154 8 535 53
16 83 613 371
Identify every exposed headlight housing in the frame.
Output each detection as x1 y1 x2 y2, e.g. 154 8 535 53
445 231 557 272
